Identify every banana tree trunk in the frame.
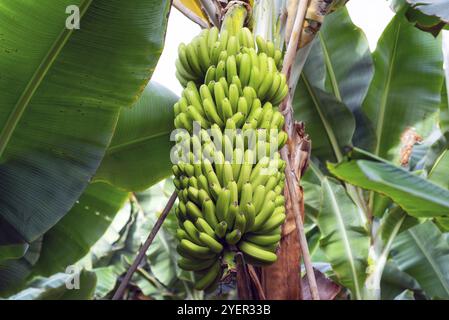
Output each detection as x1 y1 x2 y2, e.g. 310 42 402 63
260 190 303 299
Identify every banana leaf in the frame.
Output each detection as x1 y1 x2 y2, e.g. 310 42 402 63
6 270 96 300
406 0 449 24
0 239 42 297
31 182 128 277
294 7 374 162
328 159 449 217
0 0 171 245
391 221 449 299
380 261 421 300
363 11 444 162
320 7 373 113
94 82 177 191
425 132 449 189
317 177 370 300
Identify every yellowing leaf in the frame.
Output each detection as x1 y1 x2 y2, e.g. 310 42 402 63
177 0 209 23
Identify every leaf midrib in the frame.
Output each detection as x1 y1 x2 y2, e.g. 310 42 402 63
374 22 401 156
360 162 449 208
319 32 342 102
408 229 449 297
302 74 343 161
106 130 171 155
0 0 93 157
428 148 448 179
323 179 362 299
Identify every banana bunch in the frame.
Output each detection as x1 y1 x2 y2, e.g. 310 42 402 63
173 80 288 146
172 26 288 291
176 27 283 87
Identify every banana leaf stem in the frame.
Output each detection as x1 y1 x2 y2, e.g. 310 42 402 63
112 192 178 300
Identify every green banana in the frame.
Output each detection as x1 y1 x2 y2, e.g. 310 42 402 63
234 211 247 233
202 199 219 229
239 53 251 86
216 188 231 222
245 233 281 246
238 240 277 264
242 202 256 231
256 213 286 233
179 239 211 259
199 232 224 253
194 260 223 290
215 221 228 239
196 217 216 238
226 202 238 230
173 26 290 288
251 200 275 231
183 220 202 244
225 229 242 245
178 257 216 271
240 183 253 207
186 201 202 220
253 184 267 213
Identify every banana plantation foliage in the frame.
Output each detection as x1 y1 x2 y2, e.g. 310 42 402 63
1 0 449 301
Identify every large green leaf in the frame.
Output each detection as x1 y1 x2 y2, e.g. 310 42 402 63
363 12 444 161
391 221 449 299
31 182 128 277
320 7 375 151
93 265 122 299
6 270 96 300
320 7 373 113
329 159 449 217
317 177 370 300
0 239 41 297
294 82 355 162
406 0 449 23
380 261 421 300
0 0 170 244
0 179 127 296
0 243 28 263
294 11 361 162
94 82 177 191
394 290 415 300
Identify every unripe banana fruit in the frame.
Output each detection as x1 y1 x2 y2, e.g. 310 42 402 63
172 26 287 291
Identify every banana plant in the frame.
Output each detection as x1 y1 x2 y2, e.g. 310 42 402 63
2 0 449 301
295 4 449 299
